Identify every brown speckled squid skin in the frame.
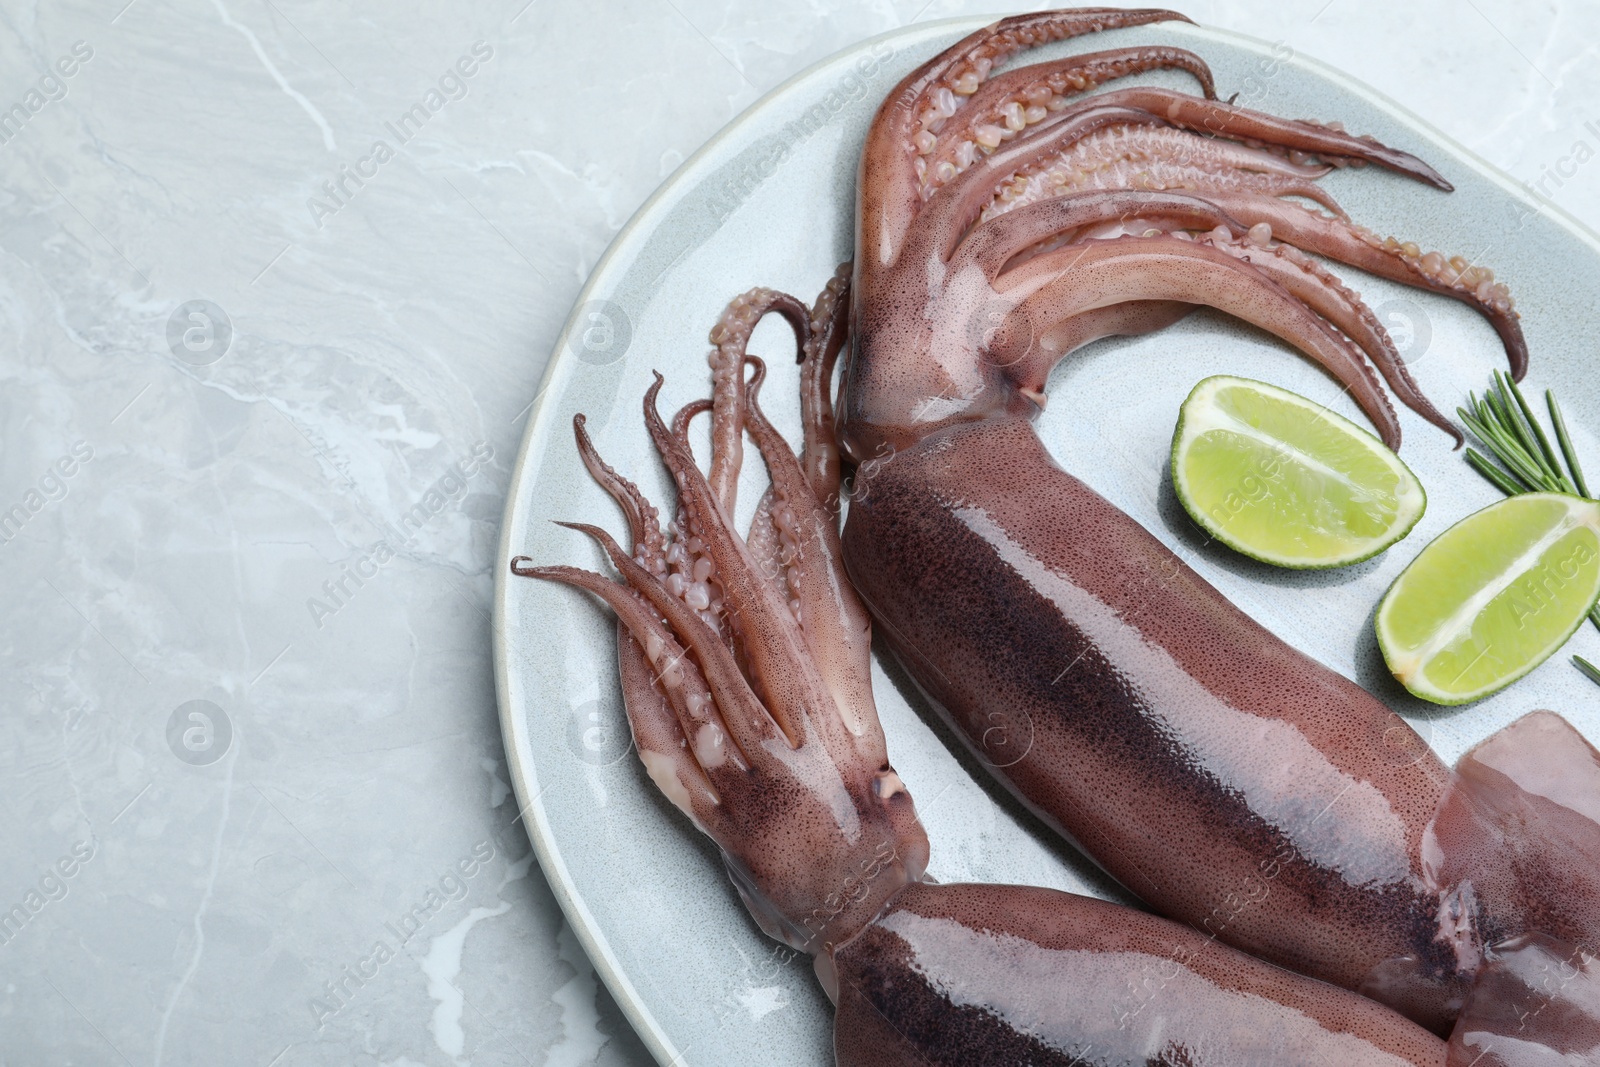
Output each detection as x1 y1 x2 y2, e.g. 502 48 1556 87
838 2 1597 1047
834 883 1447 1066
842 415 1471 1028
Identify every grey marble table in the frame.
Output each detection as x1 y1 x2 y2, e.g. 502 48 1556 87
2 1 1596 1064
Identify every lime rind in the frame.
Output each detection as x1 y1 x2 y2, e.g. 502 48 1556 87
1376 492 1600 705
1171 375 1427 569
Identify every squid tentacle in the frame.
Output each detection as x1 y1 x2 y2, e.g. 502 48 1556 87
742 267 857 643
936 99 1335 200
800 263 851 512
670 397 712 440
1010 300 1197 404
660 397 730 640
862 8 1197 267
996 232 1402 446
744 357 882 740
950 189 1249 278
706 288 812 513
572 413 666 573
1002 97 1339 182
742 356 827 618
744 484 788 601
641 375 827 746
914 104 1171 263
918 103 1361 262
979 125 1349 222
1198 227 1464 444
555 519 779 760
1082 86 1452 190
909 8 1199 119
1197 190 1527 378
926 83 1413 225
919 45 1218 194
570 413 737 793
511 560 729 809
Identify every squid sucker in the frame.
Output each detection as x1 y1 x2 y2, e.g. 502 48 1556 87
838 5 1600 1060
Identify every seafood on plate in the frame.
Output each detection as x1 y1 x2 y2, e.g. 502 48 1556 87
836 4 1600 1057
513 277 1459 1065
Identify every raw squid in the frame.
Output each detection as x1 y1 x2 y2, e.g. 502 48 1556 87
836 6 1600 1060
514 277 1454 1064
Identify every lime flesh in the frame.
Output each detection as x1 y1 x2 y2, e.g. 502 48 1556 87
1376 493 1600 705
1171 375 1426 569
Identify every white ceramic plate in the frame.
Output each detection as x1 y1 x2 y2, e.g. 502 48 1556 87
494 17 1600 1066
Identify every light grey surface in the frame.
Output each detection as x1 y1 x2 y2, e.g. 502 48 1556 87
3 2 1598 1066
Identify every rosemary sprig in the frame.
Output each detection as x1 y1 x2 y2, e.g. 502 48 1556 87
1458 373 1582 496
1457 371 1600 686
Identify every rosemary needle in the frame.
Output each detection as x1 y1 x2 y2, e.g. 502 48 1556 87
1550 390 1592 499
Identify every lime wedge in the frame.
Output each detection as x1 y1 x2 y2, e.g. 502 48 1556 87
1376 493 1600 705
1171 375 1426 568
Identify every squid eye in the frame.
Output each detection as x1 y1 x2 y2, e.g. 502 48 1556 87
872 768 908 800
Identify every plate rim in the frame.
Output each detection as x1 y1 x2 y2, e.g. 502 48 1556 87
492 16 1600 1066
